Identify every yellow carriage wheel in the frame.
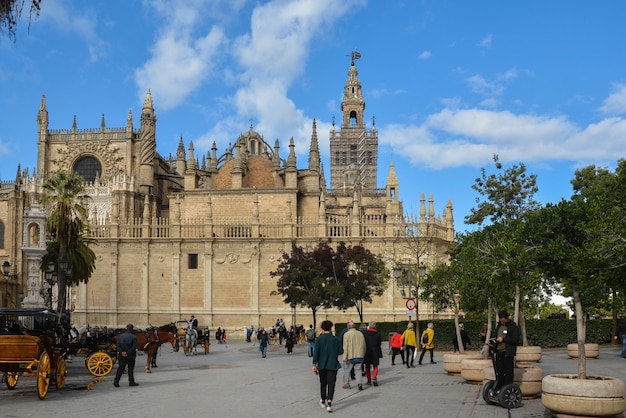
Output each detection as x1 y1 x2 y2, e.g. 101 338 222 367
37 352 51 400
5 373 19 389
55 358 67 390
86 352 114 377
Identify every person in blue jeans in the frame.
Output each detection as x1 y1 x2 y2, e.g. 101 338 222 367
306 324 316 357
615 317 626 358
259 328 269 358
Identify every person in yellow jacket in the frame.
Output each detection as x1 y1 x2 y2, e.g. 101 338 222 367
418 322 437 365
401 323 417 368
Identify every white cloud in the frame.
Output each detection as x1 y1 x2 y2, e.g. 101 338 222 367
134 27 226 110
225 0 365 153
477 34 493 49
378 106 626 170
418 50 432 60
38 1 108 62
600 83 626 115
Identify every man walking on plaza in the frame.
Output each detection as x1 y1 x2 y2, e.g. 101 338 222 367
306 324 317 357
113 323 139 387
312 320 343 413
342 321 366 390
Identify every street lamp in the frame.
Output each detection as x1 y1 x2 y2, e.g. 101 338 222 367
43 262 57 310
2 261 19 307
394 264 417 330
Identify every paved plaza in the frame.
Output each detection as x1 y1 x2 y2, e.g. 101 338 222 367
1 340 625 418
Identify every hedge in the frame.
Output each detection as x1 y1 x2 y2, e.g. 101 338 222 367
335 319 615 351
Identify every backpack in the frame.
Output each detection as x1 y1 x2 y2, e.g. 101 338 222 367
306 328 316 342
422 332 429 345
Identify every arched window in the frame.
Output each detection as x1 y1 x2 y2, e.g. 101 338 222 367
28 224 40 247
74 156 102 183
349 111 357 126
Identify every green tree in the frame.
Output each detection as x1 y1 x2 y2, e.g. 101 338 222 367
420 262 466 351
570 161 626 332
270 242 341 328
524 198 602 379
334 242 389 323
40 171 96 313
1 0 42 41
466 154 542 344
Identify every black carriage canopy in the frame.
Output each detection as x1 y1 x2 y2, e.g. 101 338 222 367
0 307 61 334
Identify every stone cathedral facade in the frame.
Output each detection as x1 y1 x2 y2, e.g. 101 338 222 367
0 60 455 333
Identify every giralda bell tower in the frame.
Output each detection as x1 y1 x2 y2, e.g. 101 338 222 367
329 51 378 191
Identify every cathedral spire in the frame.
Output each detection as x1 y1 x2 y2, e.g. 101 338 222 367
143 89 154 110
126 109 133 133
37 94 48 132
187 141 198 170
286 137 297 169
139 89 157 193
308 119 320 172
176 136 186 174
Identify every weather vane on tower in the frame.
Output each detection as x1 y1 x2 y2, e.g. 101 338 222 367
350 49 361 65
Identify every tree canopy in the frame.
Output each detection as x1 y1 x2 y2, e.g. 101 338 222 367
40 171 96 313
270 241 388 325
0 0 42 41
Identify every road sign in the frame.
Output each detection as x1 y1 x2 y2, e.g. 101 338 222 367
405 298 416 310
406 310 416 317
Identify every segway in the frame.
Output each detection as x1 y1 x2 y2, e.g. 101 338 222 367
481 338 523 409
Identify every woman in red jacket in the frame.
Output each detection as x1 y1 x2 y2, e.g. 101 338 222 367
390 328 405 365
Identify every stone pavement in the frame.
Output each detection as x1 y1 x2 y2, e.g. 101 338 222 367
1 341 624 418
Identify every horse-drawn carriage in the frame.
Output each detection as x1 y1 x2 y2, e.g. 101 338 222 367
66 324 118 377
175 320 210 355
0 308 68 399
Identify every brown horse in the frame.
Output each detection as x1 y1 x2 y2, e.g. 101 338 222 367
128 323 179 373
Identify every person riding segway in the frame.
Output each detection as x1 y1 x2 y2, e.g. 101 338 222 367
481 310 523 409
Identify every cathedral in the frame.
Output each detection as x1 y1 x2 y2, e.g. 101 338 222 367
0 59 455 333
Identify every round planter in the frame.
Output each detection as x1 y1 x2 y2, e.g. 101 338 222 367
483 363 543 398
460 358 492 384
443 352 481 375
516 345 542 362
542 374 626 417
567 343 600 359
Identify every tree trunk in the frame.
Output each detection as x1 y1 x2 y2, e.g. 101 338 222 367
572 282 586 380
415 284 421 339
612 289 618 345
514 283 521 324
56 246 68 314
312 308 317 332
484 297 493 359
454 299 464 353
520 311 529 346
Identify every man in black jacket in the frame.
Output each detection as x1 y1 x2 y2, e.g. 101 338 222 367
113 324 139 387
493 310 520 392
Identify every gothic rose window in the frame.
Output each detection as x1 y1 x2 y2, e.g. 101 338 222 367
74 156 102 184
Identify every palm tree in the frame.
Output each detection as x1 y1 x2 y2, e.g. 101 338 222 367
40 171 96 313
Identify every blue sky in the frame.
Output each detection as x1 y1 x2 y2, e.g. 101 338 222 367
1 0 625 234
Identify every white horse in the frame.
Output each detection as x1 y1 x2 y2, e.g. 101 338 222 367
185 326 198 356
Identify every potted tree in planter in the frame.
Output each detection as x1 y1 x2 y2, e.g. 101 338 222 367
466 156 544 363
526 162 626 417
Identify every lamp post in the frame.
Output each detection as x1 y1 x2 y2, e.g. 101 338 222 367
2 261 10 307
2 260 17 306
58 255 71 313
44 262 57 310
394 264 416 331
